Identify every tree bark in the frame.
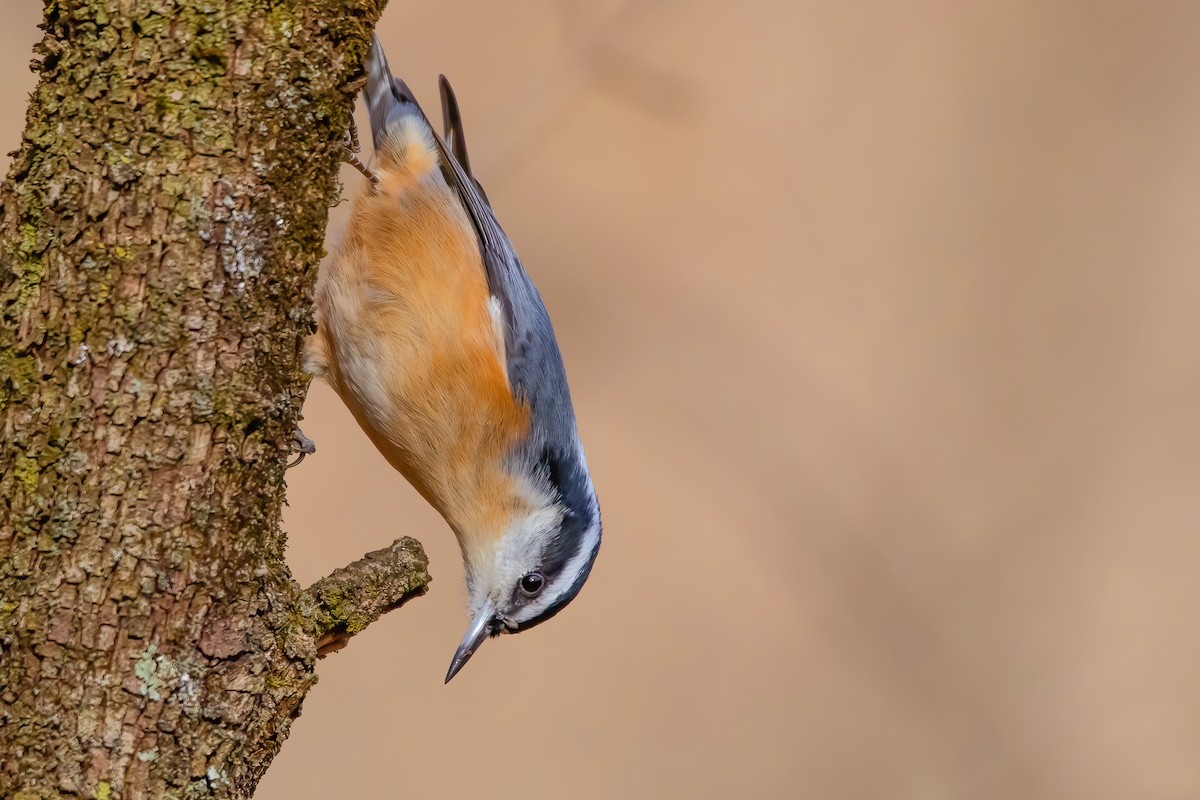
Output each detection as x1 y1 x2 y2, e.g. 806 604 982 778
0 2 430 798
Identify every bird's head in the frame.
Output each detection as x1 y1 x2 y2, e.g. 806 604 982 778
446 446 601 682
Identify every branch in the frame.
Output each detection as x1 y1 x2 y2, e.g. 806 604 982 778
306 537 431 657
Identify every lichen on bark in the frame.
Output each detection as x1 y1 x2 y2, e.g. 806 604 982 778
0 2 428 798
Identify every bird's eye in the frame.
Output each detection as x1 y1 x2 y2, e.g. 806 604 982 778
519 573 545 597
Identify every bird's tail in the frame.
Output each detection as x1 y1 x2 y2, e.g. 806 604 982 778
363 36 437 175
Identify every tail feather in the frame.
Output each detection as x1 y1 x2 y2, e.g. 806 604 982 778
364 35 425 153
364 35 441 175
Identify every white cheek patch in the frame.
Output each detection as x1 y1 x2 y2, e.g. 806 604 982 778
474 451 601 626
492 503 564 594
463 556 490 617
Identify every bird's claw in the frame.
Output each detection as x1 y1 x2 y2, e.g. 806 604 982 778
344 117 380 191
289 428 317 468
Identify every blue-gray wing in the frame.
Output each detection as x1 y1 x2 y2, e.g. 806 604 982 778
431 83 579 453
438 76 490 206
364 38 579 454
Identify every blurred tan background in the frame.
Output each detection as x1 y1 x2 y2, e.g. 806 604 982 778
6 2 1200 798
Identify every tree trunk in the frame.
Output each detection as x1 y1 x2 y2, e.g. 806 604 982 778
0 2 429 798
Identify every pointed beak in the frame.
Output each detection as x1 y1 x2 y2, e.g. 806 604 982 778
445 599 498 683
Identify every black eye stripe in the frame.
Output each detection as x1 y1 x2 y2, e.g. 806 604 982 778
510 531 601 633
537 447 587 511
533 447 593 582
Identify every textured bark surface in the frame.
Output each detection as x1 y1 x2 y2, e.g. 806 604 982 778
0 2 430 798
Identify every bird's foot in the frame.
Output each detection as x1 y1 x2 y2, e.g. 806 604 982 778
344 117 380 191
288 427 317 468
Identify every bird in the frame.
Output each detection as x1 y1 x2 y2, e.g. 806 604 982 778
305 35 602 683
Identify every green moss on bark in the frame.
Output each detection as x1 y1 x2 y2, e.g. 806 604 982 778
0 1 420 798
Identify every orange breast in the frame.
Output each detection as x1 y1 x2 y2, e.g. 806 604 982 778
314 170 531 543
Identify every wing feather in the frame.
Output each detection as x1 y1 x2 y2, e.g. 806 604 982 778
365 37 580 454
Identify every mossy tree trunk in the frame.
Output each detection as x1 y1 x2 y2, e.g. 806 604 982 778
0 2 430 798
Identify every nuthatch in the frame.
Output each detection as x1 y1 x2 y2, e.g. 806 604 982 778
305 36 601 682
